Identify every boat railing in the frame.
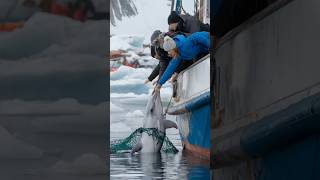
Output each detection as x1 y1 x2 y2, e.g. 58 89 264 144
174 54 210 105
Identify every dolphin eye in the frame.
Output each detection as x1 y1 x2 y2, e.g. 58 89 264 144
150 108 153 113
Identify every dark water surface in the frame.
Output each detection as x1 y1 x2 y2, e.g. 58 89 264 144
110 151 210 180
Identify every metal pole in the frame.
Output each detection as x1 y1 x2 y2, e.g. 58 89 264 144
171 0 175 12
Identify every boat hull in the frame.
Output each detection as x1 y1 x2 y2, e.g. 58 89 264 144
168 56 211 159
212 0 320 179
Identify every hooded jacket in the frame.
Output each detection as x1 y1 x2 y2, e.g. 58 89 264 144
177 14 210 34
158 31 210 86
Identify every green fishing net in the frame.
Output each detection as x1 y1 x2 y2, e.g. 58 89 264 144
111 127 179 154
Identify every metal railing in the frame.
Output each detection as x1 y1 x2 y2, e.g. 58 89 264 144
175 54 210 104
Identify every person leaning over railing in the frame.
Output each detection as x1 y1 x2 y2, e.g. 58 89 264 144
144 30 171 85
152 31 210 94
166 10 210 90
167 11 210 35
145 30 185 85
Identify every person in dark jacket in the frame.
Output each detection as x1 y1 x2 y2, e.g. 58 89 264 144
153 31 210 94
167 11 210 35
144 30 171 84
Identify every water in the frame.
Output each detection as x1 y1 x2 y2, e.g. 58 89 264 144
110 65 210 179
110 129 210 180
110 152 210 180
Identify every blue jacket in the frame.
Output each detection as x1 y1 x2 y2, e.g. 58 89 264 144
158 32 210 86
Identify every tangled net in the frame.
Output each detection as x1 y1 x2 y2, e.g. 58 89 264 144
111 127 179 154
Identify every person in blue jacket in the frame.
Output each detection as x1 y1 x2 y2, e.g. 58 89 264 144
152 31 210 94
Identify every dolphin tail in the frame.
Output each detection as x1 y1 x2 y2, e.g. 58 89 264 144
164 120 178 129
131 142 142 154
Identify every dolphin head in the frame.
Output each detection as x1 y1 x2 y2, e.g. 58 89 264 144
143 92 164 129
131 92 178 154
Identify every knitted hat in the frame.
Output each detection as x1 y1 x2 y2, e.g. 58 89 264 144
167 11 181 24
163 36 176 51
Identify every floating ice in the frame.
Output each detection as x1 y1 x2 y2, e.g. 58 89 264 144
110 102 124 113
125 110 144 118
0 99 107 134
0 54 105 77
0 13 83 60
110 123 132 133
110 35 144 51
110 66 153 94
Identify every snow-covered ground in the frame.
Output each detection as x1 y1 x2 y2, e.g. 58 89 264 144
0 11 108 179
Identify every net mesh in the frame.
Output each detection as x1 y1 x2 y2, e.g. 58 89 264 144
111 127 179 154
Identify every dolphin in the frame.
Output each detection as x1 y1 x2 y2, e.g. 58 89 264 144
131 92 177 154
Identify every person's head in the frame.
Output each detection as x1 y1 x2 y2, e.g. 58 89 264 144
163 36 178 58
150 30 161 46
167 11 182 32
150 30 162 58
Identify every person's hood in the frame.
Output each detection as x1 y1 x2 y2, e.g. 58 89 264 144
173 35 186 50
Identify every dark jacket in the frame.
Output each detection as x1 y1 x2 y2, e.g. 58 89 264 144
148 46 171 81
176 14 210 34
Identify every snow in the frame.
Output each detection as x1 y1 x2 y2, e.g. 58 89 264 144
0 11 109 177
0 13 84 60
0 12 108 61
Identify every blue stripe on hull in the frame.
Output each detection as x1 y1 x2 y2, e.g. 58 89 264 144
168 91 210 115
187 104 211 149
241 92 320 157
259 134 320 180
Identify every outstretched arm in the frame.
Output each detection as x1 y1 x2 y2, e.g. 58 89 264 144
148 63 160 81
158 57 182 86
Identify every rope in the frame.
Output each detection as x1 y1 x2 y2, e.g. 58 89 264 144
180 2 188 15
164 94 173 116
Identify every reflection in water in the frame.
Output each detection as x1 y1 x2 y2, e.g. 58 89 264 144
110 151 210 180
